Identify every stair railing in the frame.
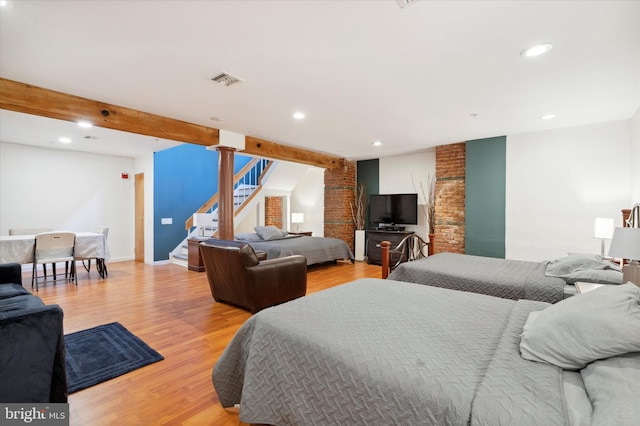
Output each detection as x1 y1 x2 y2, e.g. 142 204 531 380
184 158 273 231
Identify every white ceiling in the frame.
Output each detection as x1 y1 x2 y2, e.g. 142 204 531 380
0 0 638 161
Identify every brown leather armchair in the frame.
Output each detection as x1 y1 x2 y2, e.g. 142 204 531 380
200 239 307 313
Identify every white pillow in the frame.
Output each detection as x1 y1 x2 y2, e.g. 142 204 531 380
545 254 620 277
519 283 640 370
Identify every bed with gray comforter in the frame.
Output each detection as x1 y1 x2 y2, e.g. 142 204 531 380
387 252 568 303
214 279 573 425
214 279 640 425
246 235 354 266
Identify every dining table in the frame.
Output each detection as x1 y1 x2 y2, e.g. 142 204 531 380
0 232 111 278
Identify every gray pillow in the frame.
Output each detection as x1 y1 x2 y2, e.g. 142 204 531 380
580 352 640 426
253 226 283 241
235 233 262 242
519 283 640 370
545 254 620 277
563 269 624 285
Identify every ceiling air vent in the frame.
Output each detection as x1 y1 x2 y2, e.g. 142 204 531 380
395 0 422 8
211 72 242 87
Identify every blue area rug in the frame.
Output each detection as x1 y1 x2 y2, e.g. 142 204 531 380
65 322 164 394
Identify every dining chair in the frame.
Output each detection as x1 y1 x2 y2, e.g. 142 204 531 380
31 231 77 291
9 228 57 278
78 226 109 278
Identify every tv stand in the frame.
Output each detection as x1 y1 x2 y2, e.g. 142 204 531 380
366 230 414 265
377 225 405 232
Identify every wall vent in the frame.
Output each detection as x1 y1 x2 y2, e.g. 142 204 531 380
395 0 421 8
211 72 242 87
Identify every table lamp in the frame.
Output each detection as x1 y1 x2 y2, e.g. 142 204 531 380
593 217 614 257
608 227 640 286
291 213 304 232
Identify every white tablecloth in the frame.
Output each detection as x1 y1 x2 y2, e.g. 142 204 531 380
0 232 110 264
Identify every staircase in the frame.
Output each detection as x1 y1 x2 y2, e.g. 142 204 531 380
171 158 273 266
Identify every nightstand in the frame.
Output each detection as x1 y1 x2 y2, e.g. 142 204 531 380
187 237 209 272
288 231 312 236
575 282 608 294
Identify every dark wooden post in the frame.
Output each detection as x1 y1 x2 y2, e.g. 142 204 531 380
217 146 235 240
381 241 391 279
428 233 435 256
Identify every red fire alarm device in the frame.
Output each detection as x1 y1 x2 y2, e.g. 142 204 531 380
121 173 129 179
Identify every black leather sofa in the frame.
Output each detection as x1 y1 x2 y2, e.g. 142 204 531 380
0 263 68 402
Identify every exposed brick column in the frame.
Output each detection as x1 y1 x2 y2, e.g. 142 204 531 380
265 196 283 228
435 143 466 254
324 160 356 252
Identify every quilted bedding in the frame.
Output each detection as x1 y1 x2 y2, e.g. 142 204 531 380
213 278 567 425
247 235 354 265
388 252 566 303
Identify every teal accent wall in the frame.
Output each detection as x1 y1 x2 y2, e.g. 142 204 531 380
153 145 252 261
465 136 506 258
356 159 379 228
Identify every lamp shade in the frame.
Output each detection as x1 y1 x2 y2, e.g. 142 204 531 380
291 213 304 224
593 218 614 239
608 227 640 261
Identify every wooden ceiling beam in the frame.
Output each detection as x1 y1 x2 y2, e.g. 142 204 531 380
0 78 219 145
244 136 341 169
0 78 344 168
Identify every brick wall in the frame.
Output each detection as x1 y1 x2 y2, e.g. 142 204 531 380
265 196 283 228
324 159 356 252
435 143 465 254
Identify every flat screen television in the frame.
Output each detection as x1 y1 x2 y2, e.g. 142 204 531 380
368 193 418 229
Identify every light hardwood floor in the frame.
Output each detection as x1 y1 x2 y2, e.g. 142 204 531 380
29 260 381 425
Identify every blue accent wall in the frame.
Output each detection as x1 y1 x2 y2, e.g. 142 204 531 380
465 136 506 258
153 145 252 261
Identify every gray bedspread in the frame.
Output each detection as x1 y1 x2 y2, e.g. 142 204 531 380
213 278 567 425
388 252 566 303
248 235 354 265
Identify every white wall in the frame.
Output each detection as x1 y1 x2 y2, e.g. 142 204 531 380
378 150 436 237
506 120 632 261
630 108 640 203
0 142 136 261
289 167 325 237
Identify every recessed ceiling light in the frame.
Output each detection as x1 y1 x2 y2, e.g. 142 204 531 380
77 120 93 128
540 114 555 120
372 140 382 147
58 137 72 144
293 112 306 120
0 1 7 7
521 43 553 57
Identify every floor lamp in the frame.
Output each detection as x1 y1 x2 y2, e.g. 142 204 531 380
608 227 640 286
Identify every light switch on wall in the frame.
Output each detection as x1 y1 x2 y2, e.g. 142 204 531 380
161 218 173 225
